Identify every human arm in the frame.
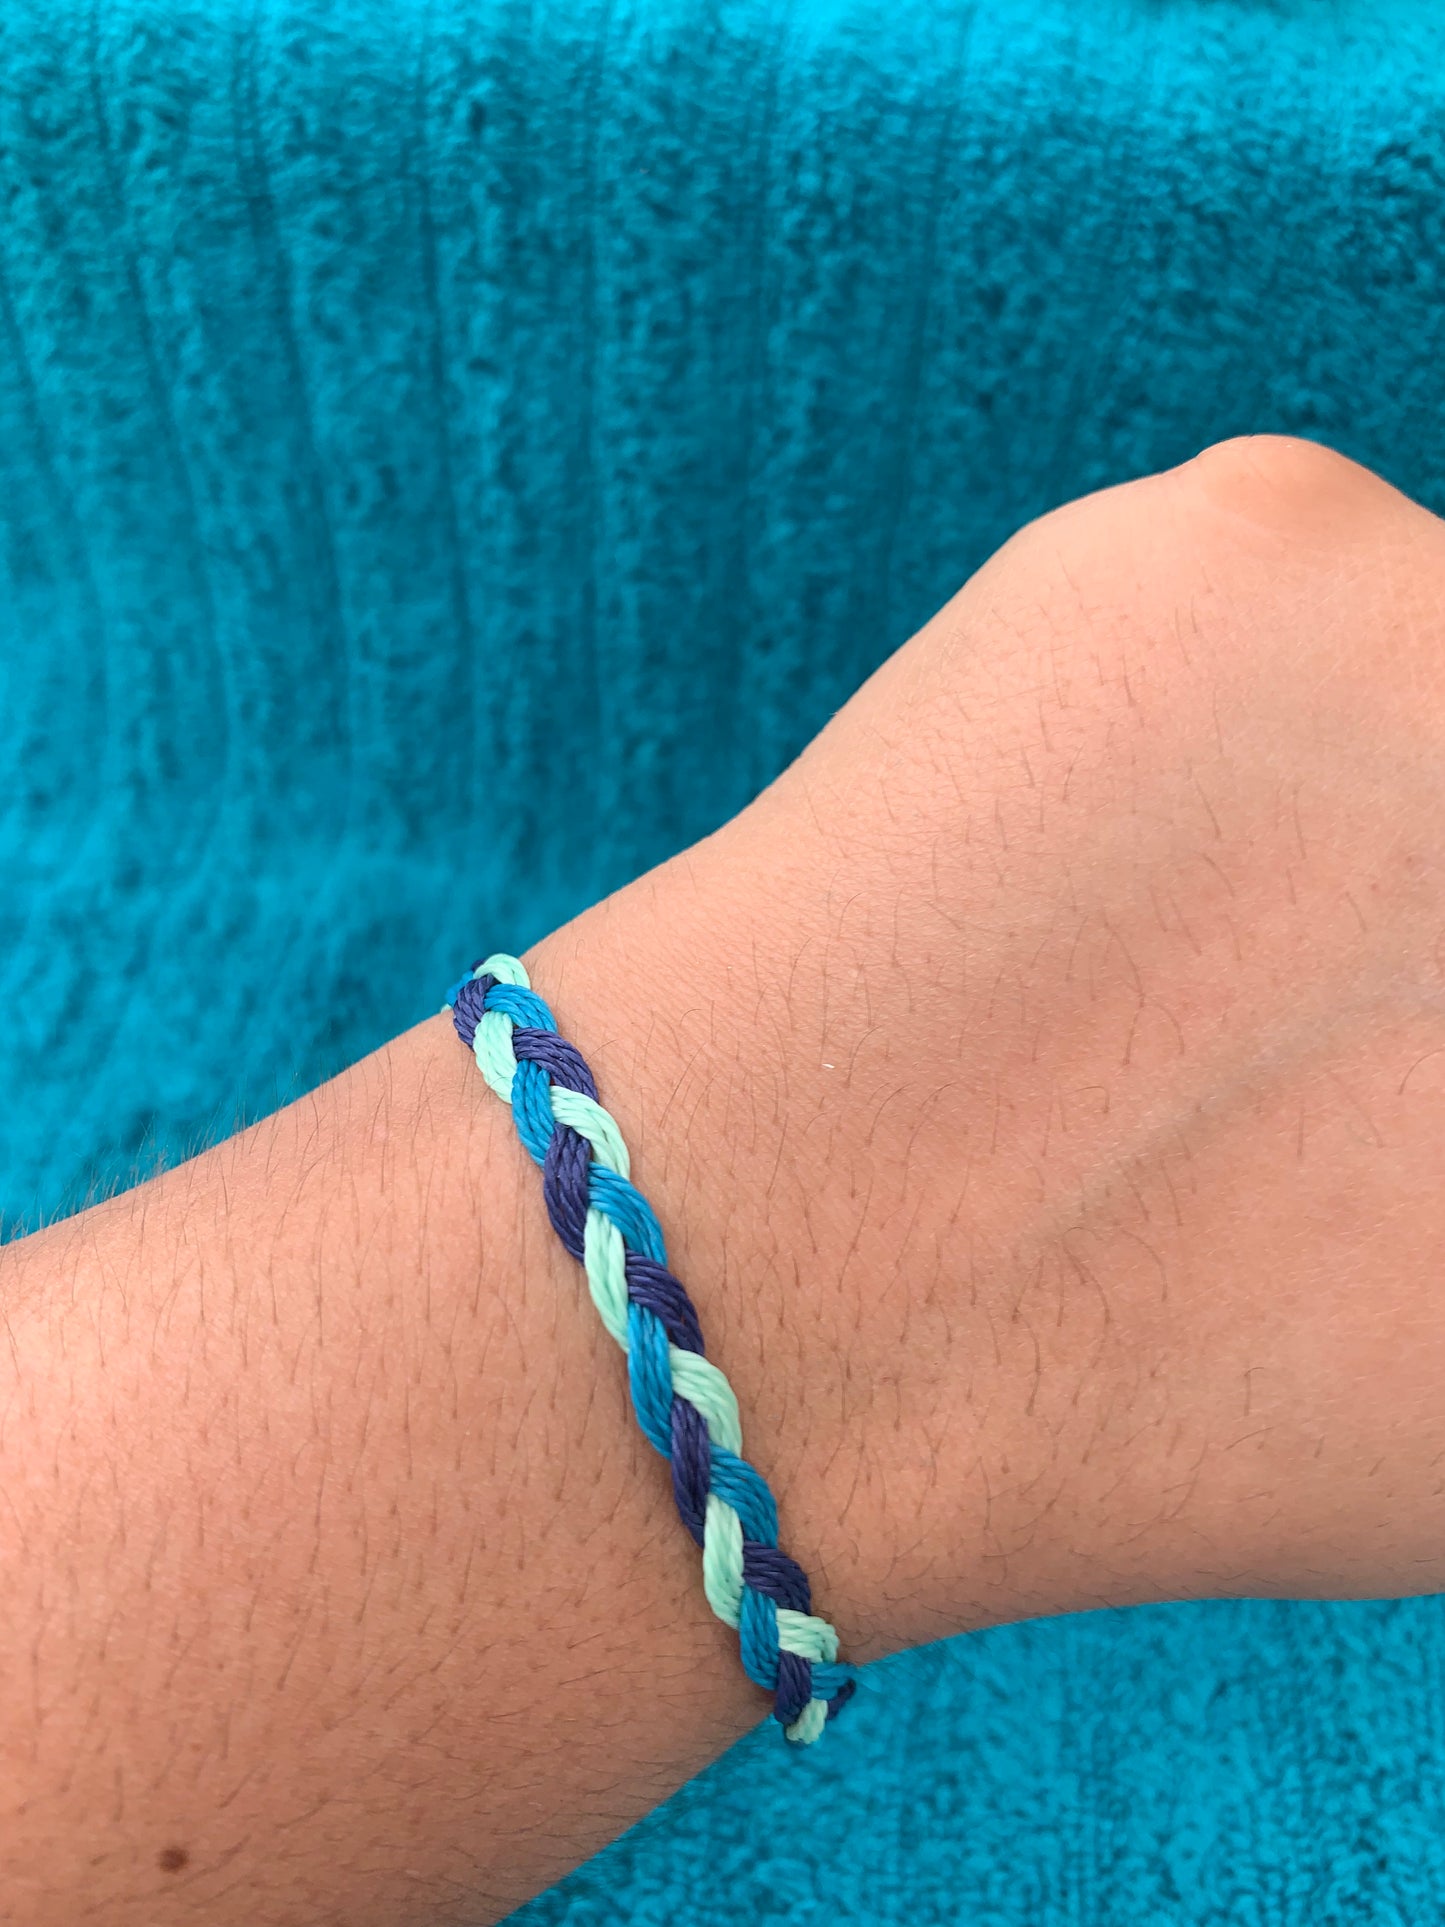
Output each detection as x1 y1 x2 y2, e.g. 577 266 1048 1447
7 436 1445 1922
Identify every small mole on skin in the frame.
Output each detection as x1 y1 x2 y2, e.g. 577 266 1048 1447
157 1846 189 1874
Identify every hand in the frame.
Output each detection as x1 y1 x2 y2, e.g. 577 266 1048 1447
530 434 1445 1662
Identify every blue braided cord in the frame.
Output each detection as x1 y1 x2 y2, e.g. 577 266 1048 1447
483 982 557 1032
740 1585 782 1686
707 1447 779 1543
446 955 858 1742
626 1303 675 1455
589 1167 667 1262
508 1057 558 1165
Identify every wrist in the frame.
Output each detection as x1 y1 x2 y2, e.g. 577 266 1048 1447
515 823 979 1665
514 780 1214 1669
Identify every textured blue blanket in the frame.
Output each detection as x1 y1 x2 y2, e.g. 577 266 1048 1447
4 0 1445 1918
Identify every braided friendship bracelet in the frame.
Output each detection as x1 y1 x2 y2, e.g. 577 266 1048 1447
443 953 857 1744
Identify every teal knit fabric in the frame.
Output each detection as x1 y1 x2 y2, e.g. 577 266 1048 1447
4 1 1445 1918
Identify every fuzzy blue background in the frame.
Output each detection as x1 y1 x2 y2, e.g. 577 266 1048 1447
4 1 1445 1918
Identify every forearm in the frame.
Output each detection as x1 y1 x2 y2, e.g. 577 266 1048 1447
4 831 1005 1925
0 822 1121 1923
0 887 772 1924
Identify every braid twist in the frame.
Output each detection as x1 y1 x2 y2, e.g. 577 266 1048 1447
445 953 856 1743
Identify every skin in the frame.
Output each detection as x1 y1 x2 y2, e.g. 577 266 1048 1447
4 435 1445 1921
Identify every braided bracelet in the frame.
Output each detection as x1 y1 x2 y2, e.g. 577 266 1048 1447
443 952 857 1744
